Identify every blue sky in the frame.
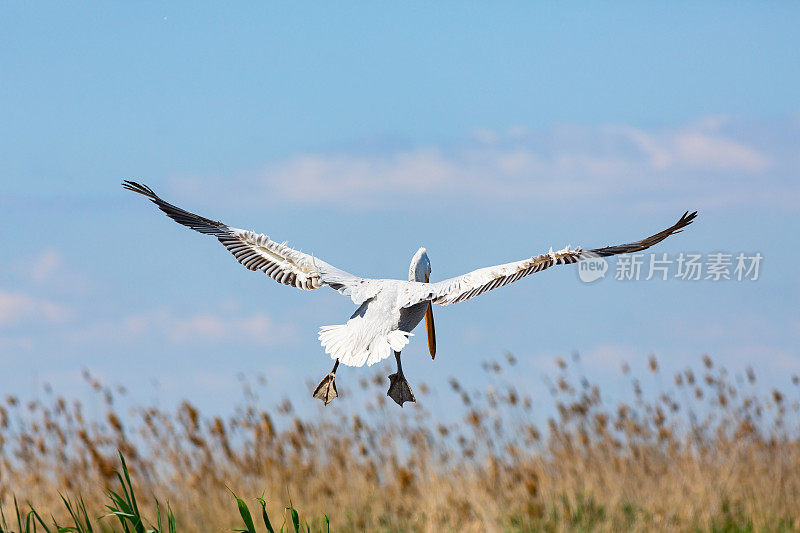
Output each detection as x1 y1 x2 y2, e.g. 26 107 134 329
1 3 798 417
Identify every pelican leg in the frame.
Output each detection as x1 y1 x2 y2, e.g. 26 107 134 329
387 351 416 407
313 360 339 405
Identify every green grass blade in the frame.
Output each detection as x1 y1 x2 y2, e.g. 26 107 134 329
59 494 93 533
167 502 176 533
285 506 300 533
155 499 163 533
256 496 275 533
104 499 131 532
0 501 8 532
78 498 93 533
14 497 23 533
117 454 145 533
114 471 133 510
233 494 256 533
26 505 52 533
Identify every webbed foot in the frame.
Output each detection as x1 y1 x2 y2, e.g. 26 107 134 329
313 372 338 405
387 372 416 406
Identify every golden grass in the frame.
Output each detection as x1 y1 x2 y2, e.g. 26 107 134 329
1 353 799 532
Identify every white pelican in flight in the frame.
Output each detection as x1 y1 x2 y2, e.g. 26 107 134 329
123 181 697 406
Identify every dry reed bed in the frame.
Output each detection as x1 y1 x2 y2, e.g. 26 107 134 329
1 354 799 532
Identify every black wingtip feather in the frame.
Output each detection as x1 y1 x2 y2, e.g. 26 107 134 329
122 179 231 238
587 210 699 258
122 180 159 200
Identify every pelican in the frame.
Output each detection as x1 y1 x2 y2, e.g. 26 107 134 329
123 181 697 406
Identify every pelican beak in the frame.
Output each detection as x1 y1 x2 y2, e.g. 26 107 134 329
424 273 436 359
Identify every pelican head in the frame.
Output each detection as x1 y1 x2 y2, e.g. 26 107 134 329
409 247 432 282
409 247 436 359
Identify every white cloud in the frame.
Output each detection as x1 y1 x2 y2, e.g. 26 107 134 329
613 126 673 169
529 344 639 375
671 132 769 172
728 345 800 370
172 115 795 212
580 344 639 371
13 249 92 295
471 128 499 144
0 336 34 352
29 248 62 283
265 149 457 208
70 309 296 347
0 291 69 326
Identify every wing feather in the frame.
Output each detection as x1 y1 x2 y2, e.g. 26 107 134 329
428 211 697 305
123 181 362 293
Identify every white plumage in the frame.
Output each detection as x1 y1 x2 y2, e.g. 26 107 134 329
124 181 696 405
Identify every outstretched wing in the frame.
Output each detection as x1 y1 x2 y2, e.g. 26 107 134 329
427 211 697 305
123 181 362 294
